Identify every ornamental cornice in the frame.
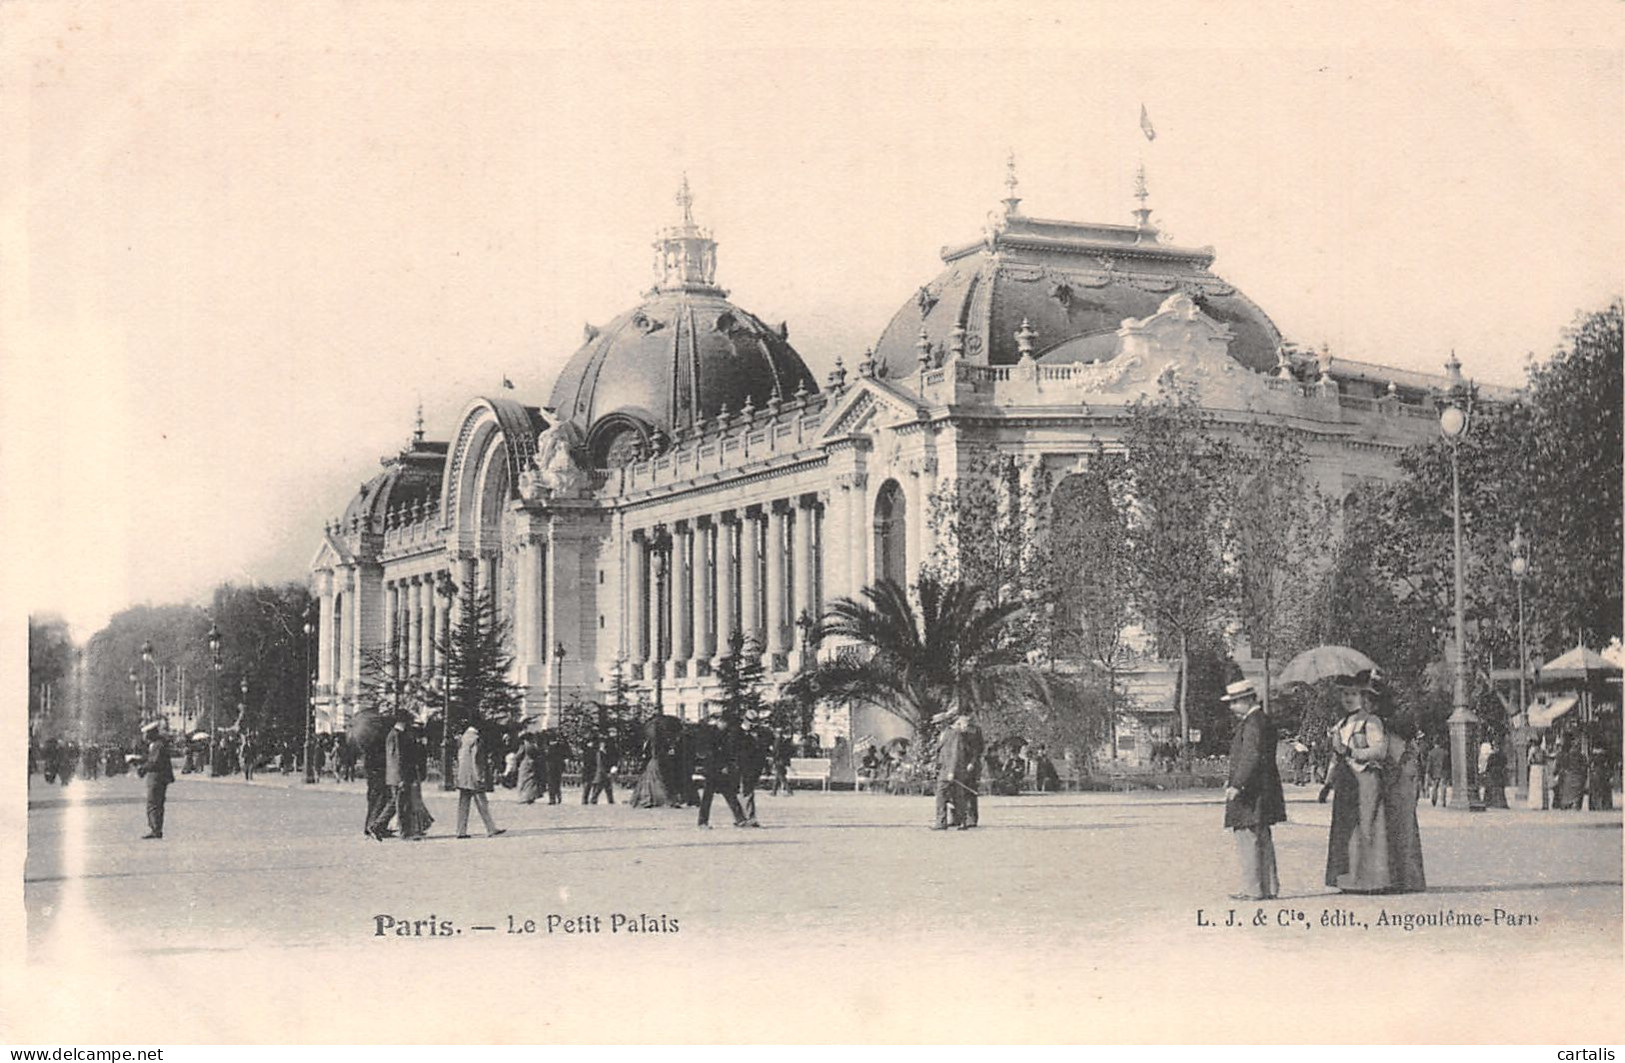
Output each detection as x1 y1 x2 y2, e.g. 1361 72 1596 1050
616 454 829 514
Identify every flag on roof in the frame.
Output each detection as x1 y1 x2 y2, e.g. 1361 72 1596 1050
1140 104 1156 142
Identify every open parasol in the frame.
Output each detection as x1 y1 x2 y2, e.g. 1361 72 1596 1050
1274 645 1377 688
1537 645 1621 682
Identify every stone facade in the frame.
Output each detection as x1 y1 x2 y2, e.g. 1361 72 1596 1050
309 183 1514 742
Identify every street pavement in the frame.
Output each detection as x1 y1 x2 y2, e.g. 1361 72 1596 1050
12 772 1624 1043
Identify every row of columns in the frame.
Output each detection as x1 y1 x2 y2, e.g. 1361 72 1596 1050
629 495 823 676
384 571 451 678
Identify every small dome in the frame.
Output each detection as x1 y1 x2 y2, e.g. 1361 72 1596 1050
871 211 1282 378
547 179 817 467
339 438 447 531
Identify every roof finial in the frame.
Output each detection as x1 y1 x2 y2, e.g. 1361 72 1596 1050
1002 150 1021 216
413 401 425 444
1133 162 1153 230
676 173 695 228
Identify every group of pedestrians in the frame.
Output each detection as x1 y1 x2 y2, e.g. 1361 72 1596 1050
1223 669 1428 901
624 711 771 828
363 715 505 842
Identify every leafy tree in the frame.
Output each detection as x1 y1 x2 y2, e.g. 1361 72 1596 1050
1050 458 1135 756
28 615 78 738
1230 422 1335 714
433 584 525 734
1523 301 1623 651
924 446 1054 645
711 630 768 721
1115 386 1237 766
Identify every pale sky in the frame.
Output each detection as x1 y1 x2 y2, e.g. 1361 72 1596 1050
3 1 1622 641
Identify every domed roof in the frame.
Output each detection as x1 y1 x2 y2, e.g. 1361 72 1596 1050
339 431 448 532
871 205 1283 379
547 180 818 466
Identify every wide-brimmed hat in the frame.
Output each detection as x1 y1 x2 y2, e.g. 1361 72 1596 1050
1220 679 1259 703
1334 668 1381 694
140 720 162 734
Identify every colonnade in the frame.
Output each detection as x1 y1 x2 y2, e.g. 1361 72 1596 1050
383 571 452 678
628 494 823 678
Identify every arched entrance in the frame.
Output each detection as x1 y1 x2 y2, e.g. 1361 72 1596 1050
873 479 908 586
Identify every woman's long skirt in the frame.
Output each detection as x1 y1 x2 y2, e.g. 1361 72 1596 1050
1334 767 1391 893
516 756 540 804
630 757 671 808
1381 749 1426 893
1526 763 1548 810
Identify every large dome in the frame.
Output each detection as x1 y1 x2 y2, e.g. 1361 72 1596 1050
547 180 818 468
871 207 1283 379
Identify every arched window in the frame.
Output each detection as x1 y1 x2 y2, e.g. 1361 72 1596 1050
874 479 908 587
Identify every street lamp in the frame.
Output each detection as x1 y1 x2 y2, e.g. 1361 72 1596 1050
140 640 157 727
129 666 144 724
649 525 672 714
436 573 457 789
303 609 317 783
552 641 567 724
1510 524 1529 717
1439 371 1481 811
207 623 223 776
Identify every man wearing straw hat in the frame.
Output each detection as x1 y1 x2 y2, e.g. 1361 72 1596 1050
1221 679 1285 900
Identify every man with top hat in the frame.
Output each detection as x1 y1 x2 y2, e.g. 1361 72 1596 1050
136 720 175 839
1222 678 1285 900
697 714 749 829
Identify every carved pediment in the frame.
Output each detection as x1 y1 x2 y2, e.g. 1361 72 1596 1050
817 380 921 442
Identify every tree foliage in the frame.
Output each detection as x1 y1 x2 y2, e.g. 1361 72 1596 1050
1114 385 1237 759
433 584 525 732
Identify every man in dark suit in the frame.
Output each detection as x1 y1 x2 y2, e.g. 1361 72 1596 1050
697 716 748 828
136 720 175 839
581 735 617 804
544 733 570 805
364 732 398 841
1222 679 1286 900
737 713 768 827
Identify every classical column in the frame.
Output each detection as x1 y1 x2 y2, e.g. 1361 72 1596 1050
629 532 648 674
317 587 335 693
404 578 420 675
795 495 816 630
740 507 762 654
647 535 663 679
766 501 788 657
425 577 440 673
715 512 737 660
383 583 398 677
847 476 869 596
692 517 713 663
673 522 694 666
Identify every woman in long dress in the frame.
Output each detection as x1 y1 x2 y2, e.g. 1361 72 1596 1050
1526 741 1549 810
515 735 541 804
629 742 671 807
1325 672 1391 893
1554 739 1587 809
1376 696 1426 893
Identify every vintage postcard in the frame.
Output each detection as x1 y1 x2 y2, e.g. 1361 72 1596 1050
4 0 1622 1046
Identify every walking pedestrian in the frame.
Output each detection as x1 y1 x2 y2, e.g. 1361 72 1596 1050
697 716 748 829
1526 740 1550 810
455 725 506 839
241 733 255 782
737 713 767 826
364 741 397 841
137 720 175 840
544 732 569 805
1221 679 1285 901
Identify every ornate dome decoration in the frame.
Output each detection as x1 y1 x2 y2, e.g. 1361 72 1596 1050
548 179 818 468
870 186 1283 379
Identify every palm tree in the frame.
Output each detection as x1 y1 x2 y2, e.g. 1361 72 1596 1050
795 575 1046 747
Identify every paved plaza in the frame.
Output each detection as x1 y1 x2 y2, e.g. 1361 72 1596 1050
12 774 1625 1042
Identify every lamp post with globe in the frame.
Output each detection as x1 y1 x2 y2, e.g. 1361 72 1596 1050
303 609 317 784
649 525 672 714
435 573 458 788
1510 524 1530 721
1439 359 1481 811
207 624 223 776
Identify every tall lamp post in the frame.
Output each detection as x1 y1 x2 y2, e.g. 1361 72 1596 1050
1439 367 1482 811
649 525 672 714
140 640 157 727
303 610 317 783
553 642 567 725
436 574 457 789
207 624 223 775
130 667 144 725
1510 524 1529 720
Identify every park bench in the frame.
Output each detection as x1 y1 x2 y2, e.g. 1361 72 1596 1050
786 757 832 791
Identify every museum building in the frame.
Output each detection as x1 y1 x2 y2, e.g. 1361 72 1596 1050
309 175 1508 744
